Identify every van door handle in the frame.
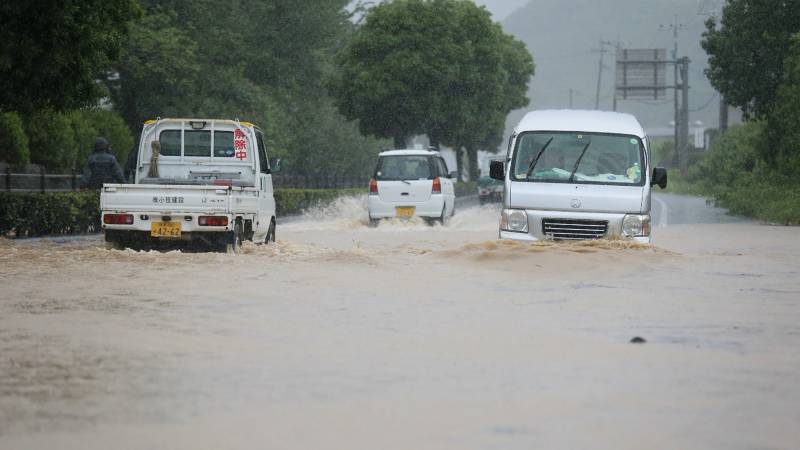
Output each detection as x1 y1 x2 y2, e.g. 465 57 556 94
401 192 409 196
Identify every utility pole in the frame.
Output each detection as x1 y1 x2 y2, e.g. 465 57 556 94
699 0 728 135
660 16 685 168
719 94 728 132
678 57 690 173
593 40 613 110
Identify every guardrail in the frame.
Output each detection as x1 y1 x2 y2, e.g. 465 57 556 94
2 167 82 192
0 168 369 192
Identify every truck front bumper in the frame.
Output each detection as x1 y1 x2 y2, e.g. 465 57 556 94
498 209 652 244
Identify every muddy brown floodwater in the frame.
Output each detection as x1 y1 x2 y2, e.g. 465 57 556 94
1 195 799 450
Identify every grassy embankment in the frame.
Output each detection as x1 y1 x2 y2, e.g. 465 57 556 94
656 123 800 225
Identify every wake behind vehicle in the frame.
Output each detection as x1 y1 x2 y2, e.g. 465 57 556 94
368 149 456 225
100 118 278 252
491 110 667 242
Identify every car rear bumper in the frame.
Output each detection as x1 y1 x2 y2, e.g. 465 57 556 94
367 194 445 218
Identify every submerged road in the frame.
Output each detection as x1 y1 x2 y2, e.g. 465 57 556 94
0 193 798 450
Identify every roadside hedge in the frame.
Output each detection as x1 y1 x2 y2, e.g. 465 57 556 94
0 191 100 237
676 122 800 225
0 188 365 237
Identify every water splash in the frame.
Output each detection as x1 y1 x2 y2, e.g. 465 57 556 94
282 194 501 232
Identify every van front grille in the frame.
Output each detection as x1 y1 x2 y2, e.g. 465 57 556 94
542 218 608 240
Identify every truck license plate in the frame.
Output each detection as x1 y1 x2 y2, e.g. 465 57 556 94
151 221 181 238
396 206 415 218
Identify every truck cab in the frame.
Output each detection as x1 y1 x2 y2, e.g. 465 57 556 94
101 118 278 251
491 110 667 243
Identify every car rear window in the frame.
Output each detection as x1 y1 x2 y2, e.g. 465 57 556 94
158 130 237 158
376 155 434 180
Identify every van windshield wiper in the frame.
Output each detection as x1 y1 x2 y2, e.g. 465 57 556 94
525 137 554 178
568 141 592 182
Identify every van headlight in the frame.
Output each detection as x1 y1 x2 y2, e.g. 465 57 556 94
501 209 529 233
622 214 651 237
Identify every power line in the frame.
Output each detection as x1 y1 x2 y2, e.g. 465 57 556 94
690 92 718 112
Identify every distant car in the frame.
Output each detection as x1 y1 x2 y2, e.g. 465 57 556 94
478 175 503 204
368 149 457 225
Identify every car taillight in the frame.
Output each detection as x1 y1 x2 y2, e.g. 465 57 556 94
369 178 378 195
103 214 134 225
198 216 229 226
432 177 441 194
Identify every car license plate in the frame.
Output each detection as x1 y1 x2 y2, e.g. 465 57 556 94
396 206 415 218
151 221 181 238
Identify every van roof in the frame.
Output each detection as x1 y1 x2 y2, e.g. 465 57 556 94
378 149 440 156
514 110 645 138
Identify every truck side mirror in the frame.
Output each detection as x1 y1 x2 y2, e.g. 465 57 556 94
651 167 667 189
269 157 282 174
489 160 505 181
449 171 458 180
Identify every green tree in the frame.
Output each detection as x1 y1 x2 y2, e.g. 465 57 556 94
328 0 533 178
441 27 534 179
25 111 77 171
0 0 141 113
107 9 201 129
701 0 800 119
766 35 800 163
110 0 382 178
0 112 30 167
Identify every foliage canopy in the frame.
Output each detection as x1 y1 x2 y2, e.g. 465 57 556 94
0 0 141 113
702 0 800 119
328 0 534 178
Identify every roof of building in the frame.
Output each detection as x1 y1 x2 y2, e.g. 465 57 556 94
514 110 646 137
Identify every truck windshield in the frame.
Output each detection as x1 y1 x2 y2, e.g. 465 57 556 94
511 132 645 185
376 155 434 181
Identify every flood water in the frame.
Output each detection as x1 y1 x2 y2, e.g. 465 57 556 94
1 194 799 450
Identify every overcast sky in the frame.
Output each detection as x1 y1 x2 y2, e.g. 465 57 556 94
472 0 530 21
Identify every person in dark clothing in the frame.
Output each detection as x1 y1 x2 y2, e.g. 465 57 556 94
81 137 125 189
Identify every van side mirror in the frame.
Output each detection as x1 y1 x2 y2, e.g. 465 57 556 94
449 171 458 180
489 160 505 181
651 167 667 189
269 157 282 174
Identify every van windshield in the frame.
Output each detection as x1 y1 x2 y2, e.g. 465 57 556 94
376 155 434 181
511 132 645 185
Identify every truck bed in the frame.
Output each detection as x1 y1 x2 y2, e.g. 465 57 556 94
100 183 259 214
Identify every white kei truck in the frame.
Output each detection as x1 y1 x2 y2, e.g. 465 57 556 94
100 118 278 252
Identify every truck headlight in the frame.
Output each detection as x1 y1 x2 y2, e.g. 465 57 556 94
622 214 651 237
501 209 528 233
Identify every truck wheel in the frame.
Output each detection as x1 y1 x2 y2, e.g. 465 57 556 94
265 220 276 244
226 221 243 254
105 236 123 250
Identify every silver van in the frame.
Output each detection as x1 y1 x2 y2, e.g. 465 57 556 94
491 110 667 243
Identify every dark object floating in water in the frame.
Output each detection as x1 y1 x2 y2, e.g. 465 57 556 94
630 336 647 344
